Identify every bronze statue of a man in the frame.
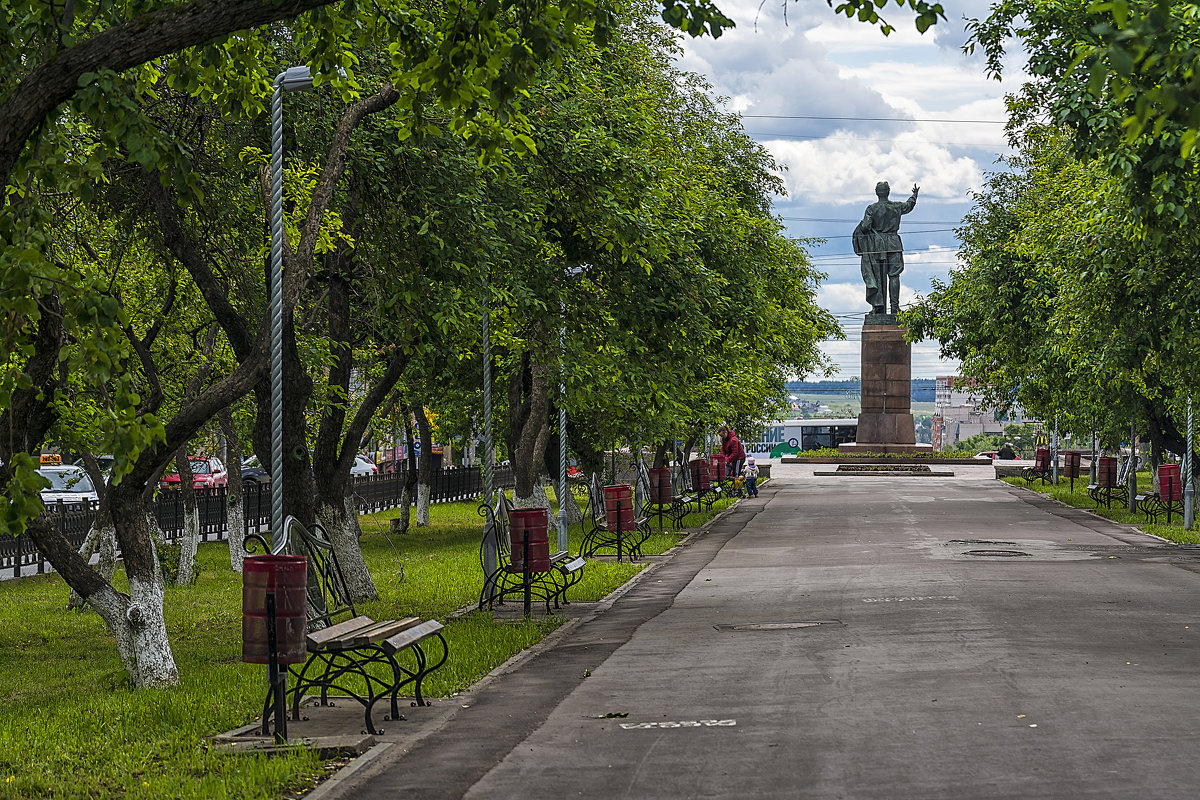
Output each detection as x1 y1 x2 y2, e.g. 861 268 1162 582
852 181 919 315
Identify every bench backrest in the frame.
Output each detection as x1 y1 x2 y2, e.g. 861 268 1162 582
283 516 357 630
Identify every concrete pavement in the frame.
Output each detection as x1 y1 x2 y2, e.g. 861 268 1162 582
326 463 1200 799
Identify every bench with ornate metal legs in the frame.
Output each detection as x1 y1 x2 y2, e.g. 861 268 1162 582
1087 455 1120 510
580 480 650 561
262 517 448 736
1137 465 1184 523
478 491 585 614
1022 447 1053 485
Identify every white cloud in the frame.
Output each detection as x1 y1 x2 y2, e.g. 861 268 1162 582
765 133 983 203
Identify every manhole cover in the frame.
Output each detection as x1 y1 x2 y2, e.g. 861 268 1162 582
948 539 1017 546
963 549 1031 557
714 620 842 631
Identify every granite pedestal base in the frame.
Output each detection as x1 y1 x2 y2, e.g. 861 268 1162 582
844 322 918 450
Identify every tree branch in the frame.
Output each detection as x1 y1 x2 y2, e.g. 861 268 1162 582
0 0 341 188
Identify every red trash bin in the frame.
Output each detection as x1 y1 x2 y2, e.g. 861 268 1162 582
1063 451 1081 479
690 458 711 491
649 468 673 504
709 454 726 481
1159 464 1182 502
508 507 551 571
242 555 308 664
604 484 638 531
1097 456 1117 488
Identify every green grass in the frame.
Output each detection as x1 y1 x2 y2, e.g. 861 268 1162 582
0 489 735 799
1003 472 1200 544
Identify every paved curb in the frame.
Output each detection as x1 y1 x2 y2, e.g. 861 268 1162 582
301 496 751 800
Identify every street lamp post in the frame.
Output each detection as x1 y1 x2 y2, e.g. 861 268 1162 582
270 66 316 548
556 265 585 554
1185 398 1194 530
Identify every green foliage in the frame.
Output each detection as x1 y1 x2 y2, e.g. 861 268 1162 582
904 125 1200 452
967 0 1200 226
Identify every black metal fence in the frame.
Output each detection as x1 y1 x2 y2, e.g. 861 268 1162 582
1 465 516 580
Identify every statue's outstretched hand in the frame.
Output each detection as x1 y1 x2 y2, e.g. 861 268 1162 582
912 184 920 195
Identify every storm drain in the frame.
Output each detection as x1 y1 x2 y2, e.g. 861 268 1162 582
948 539 1017 547
714 620 843 632
963 549 1032 558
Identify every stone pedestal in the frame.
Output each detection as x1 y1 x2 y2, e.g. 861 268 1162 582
838 322 930 454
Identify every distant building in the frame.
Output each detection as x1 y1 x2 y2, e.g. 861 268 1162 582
932 375 1027 451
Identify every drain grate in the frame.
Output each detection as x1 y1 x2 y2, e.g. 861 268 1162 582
963 549 1031 558
714 620 842 632
948 539 1017 546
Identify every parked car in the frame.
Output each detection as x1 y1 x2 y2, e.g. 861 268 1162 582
159 456 228 489
351 454 378 477
974 451 999 460
37 465 99 506
241 455 271 486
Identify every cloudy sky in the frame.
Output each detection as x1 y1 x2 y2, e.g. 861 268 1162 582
675 0 1023 378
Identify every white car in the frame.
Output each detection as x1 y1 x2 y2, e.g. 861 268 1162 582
38 465 99 506
351 454 378 477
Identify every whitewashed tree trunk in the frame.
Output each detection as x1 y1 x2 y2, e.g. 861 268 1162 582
68 517 117 611
416 483 431 526
396 482 412 533
227 495 245 572
176 507 199 586
218 408 246 572
86 553 179 688
317 498 378 601
97 523 117 581
514 482 551 509
563 483 583 525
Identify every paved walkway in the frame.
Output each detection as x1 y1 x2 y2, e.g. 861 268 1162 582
324 463 1200 799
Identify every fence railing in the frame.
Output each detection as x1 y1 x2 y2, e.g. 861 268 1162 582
1 465 516 580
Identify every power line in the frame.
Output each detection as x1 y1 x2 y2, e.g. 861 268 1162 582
814 228 958 240
779 216 964 224
748 131 1011 148
741 114 1007 124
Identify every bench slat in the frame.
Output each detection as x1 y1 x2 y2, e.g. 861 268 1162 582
562 557 586 573
306 615 376 649
382 620 444 656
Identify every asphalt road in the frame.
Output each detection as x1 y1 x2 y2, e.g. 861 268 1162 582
341 464 1200 799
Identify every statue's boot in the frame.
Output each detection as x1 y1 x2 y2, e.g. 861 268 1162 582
889 276 901 314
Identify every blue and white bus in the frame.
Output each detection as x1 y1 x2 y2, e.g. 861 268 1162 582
745 419 858 457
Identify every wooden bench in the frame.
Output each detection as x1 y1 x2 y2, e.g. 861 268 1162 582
478 491 585 614
278 517 448 735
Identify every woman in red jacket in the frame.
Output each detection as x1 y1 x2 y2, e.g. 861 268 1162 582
719 426 745 478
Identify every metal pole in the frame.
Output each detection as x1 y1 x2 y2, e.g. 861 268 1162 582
1052 416 1059 485
1185 398 1194 530
558 301 569 553
1128 417 1138 513
269 82 285 549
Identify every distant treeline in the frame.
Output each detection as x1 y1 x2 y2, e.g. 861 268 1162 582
787 379 936 403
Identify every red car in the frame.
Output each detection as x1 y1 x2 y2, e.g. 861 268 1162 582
160 456 229 490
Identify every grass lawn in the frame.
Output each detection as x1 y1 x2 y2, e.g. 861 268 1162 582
1002 472 1200 545
0 489 737 800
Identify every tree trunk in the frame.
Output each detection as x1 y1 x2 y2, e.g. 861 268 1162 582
316 498 378 600
415 405 433 526
219 408 246 571
97 486 180 687
513 482 551 510
507 350 552 502
175 445 199 586
67 510 118 611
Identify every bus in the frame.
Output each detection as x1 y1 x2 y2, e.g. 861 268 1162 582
744 419 859 458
